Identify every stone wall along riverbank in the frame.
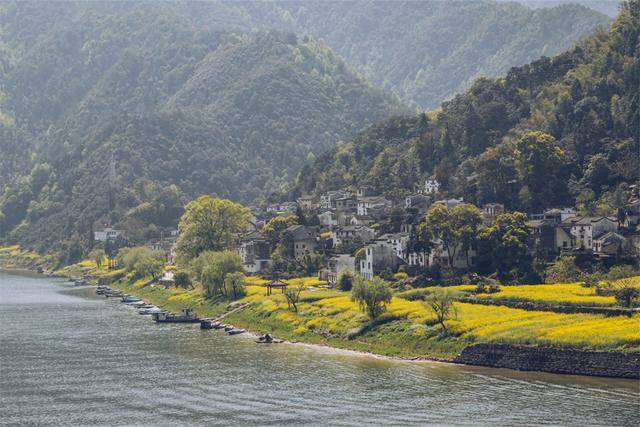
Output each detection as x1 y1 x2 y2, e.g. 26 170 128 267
455 344 640 379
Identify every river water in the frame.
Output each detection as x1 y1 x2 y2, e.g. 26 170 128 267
0 272 638 426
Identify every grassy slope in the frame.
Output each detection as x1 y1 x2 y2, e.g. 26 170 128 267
73 262 640 359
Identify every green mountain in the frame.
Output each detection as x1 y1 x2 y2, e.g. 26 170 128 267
272 0 610 108
0 2 403 252
291 1 639 215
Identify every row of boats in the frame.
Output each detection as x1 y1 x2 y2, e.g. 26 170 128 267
95 285 247 335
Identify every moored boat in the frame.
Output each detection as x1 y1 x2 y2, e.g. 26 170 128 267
227 328 246 335
152 308 199 323
121 295 142 303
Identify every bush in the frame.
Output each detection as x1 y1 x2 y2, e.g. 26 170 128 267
545 256 581 283
615 286 640 308
393 271 409 281
337 272 354 291
351 276 392 320
607 265 640 281
174 271 191 289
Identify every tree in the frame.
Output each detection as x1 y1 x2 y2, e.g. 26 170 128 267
263 215 297 250
174 271 192 289
191 250 244 297
284 280 305 312
545 256 581 283
351 276 392 320
425 288 459 333
89 248 106 269
133 251 165 280
224 272 246 300
337 272 354 291
477 212 532 280
615 284 640 308
422 203 482 268
117 246 164 280
175 196 250 263
514 131 567 210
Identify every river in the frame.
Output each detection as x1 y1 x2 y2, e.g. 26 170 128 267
0 271 638 426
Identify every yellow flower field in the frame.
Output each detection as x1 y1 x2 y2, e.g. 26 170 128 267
244 284 640 351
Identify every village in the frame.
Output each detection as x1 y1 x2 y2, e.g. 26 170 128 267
94 177 640 287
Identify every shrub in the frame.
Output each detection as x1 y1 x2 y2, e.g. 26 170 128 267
615 286 640 308
174 271 191 289
545 256 581 283
351 276 392 320
337 272 354 291
607 265 640 281
393 271 409 281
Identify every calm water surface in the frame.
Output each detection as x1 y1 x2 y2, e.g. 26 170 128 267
1 272 638 426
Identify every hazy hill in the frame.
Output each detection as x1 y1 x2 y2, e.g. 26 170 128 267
0 3 403 251
291 1 639 215
272 0 610 108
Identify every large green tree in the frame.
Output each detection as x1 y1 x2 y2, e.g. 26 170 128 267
191 250 244 297
176 196 250 263
477 212 532 281
514 131 567 211
422 203 483 268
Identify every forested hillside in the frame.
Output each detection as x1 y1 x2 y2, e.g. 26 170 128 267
0 0 618 257
273 0 609 107
291 0 639 216
0 2 403 252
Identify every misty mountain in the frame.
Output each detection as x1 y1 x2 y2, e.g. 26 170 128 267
291 1 638 215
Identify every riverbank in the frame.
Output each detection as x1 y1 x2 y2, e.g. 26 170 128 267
83 267 640 378
4 251 637 379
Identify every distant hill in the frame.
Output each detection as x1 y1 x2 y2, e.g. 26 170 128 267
272 0 610 108
0 3 403 251
291 1 639 216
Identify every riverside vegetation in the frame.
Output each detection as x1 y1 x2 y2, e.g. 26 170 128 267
51 256 640 361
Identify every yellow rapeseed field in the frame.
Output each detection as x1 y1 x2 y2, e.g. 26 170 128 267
245 284 640 350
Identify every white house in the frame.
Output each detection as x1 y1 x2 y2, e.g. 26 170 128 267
94 228 124 242
320 254 357 285
357 196 391 216
424 179 440 195
237 232 272 273
317 210 337 227
359 241 403 280
331 225 375 248
564 216 618 250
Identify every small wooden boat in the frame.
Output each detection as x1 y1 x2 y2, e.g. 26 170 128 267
227 328 246 335
255 339 283 344
200 319 221 330
224 325 234 332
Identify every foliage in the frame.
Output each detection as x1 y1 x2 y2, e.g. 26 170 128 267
337 272 354 291
292 4 638 217
263 215 298 250
545 256 582 283
351 276 393 320
173 271 192 289
117 246 164 280
421 203 482 267
425 288 459 333
89 249 106 269
283 280 305 312
175 196 250 263
477 212 532 280
223 272 247 300
607 265 640 281
615 285 640 308
191 250 243 297
0 5 403 251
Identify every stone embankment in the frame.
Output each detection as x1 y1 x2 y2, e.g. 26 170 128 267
455 343 640 379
